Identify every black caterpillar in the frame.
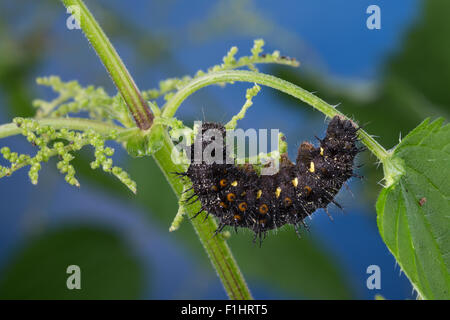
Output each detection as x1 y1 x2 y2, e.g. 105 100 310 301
176 116 360 242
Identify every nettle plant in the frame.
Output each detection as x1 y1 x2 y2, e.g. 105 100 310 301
0 0 448 300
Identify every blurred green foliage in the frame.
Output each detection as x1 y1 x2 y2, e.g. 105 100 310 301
0 4 52 118
228 230 353 299
0 225 144 299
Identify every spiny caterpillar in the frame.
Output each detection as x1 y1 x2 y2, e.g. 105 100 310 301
176 116 361 243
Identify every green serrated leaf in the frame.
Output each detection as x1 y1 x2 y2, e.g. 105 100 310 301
377 118 450 299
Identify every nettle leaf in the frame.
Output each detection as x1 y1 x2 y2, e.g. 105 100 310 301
376 118 450 299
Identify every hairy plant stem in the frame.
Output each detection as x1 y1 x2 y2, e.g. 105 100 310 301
61 0 154 130
57 0 253 299
162 70 390 162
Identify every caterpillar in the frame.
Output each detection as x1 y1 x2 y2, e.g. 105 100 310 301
176 116 361 243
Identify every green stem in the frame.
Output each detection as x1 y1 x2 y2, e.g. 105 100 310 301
61 0 154 130
162 70 390 162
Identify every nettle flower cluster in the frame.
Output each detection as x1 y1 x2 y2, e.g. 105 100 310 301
0 40 298 195
0 117 136 192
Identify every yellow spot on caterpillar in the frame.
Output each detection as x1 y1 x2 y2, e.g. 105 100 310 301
231 180 238 187
292 177 298 187
309 161 315 173
226 193 236 202
220 179 227 187
257 190 262 199
259 204 269 214
320 147 324 156
275 187 282 198
211 185 218 191
240 191 246 197
234 214 242 221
